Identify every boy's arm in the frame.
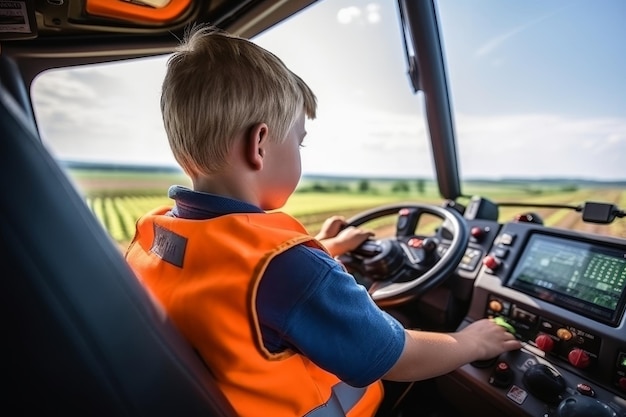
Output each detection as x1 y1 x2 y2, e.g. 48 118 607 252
382 318 522 382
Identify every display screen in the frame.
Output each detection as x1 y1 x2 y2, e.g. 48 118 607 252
508 234 626 325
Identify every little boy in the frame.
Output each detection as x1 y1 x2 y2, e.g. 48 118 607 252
125 25 520 417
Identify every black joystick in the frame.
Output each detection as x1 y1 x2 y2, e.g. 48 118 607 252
522 363 566 404
556 395 618 417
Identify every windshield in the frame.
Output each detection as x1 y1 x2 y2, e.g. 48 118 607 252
31 0 625 246
436 0 625 235
437 0 625 181
33 0 429 180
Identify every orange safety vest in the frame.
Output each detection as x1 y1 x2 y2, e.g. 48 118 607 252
125 207 384 417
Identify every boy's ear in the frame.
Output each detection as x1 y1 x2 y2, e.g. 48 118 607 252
245 122 269 170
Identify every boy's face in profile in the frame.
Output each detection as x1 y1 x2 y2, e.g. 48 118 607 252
258 111 307 210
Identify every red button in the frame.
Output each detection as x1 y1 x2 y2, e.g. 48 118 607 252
576 383 595 396
535 334 554 353
568 348 590 369
483 255 500 271
471 226 484 240
407 238 423 248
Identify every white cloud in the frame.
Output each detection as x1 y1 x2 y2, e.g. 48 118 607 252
337 3 381 25
337 6 361 24
32 58 173 165
455 113 626 179
365 4 381 24
301 105 432 178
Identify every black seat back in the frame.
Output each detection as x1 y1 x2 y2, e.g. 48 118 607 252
0 55 237 416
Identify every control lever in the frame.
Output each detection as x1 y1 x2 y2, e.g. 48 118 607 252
522 363 566 404
492 316 516 335
470 317 518 368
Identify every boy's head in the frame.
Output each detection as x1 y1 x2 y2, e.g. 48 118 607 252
161 24 317 179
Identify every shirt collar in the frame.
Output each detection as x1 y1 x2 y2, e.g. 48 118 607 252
167 185 263 219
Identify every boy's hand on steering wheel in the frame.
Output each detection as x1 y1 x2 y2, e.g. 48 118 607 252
316 216 374 257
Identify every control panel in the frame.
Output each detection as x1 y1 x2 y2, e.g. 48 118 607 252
440 344 626 417
485 295 602 375
438 221 626 417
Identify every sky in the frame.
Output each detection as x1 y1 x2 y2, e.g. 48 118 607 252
32 0 626 181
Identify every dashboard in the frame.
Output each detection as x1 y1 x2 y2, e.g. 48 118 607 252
438 220 626 417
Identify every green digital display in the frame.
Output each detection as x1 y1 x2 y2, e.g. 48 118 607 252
508 234 626 325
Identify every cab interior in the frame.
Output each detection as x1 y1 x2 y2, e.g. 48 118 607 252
1 1 625 416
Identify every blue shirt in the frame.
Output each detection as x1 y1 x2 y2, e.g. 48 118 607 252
168 185 405 387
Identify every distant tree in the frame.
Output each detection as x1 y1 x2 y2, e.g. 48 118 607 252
332 182 351 192
561 185 578 192
524 187 543 195
299 182 330 192
313 183 327 192
392 180 410 193
358 179 370 193
416 179 425 194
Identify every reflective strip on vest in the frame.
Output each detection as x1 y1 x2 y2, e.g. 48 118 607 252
304 382 366 417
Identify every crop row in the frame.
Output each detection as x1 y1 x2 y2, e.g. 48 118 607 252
86 188 626 247
87 195 171 244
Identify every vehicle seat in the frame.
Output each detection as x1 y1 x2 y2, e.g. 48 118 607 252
0 55 237 416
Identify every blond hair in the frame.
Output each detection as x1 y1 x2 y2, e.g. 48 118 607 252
161 25 317 177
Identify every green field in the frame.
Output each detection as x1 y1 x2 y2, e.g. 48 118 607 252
68 168 626 247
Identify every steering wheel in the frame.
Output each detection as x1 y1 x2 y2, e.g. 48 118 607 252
337 203 469 306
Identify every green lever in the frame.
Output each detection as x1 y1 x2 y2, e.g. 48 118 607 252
493 316 516 334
